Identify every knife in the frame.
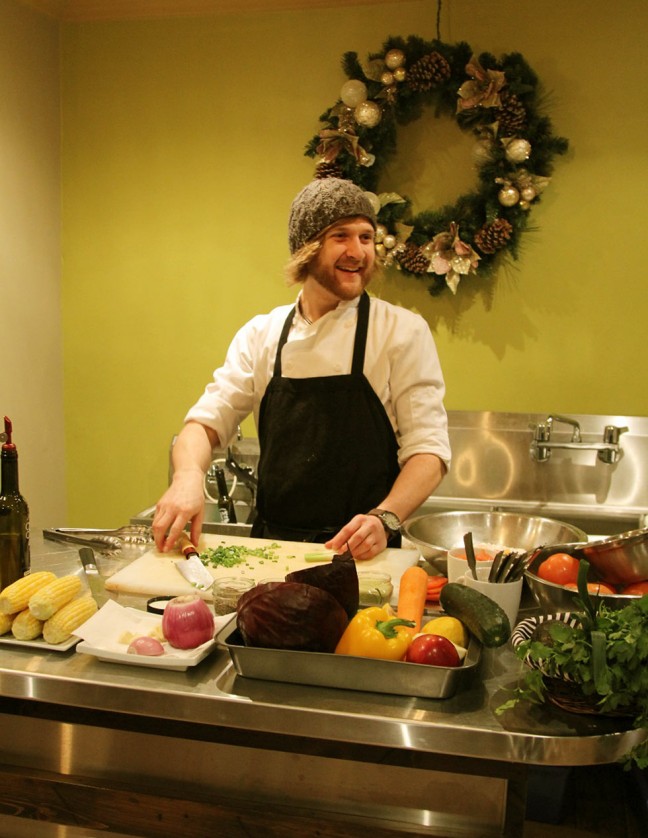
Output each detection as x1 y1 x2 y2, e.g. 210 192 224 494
78 546 106 604
176 533 215 591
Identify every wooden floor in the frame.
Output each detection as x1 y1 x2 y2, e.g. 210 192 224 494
524 763 648 837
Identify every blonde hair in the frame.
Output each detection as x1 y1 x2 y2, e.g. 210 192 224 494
283 238 322 286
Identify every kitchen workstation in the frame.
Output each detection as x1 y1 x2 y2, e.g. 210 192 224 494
0 411 647 837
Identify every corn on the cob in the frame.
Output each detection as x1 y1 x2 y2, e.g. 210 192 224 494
43 595 98 645
11 608 44 641
0 612 15 636
0 571 57 615
29 574 83 621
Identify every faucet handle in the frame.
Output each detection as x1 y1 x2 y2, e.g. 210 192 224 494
603 425 629 444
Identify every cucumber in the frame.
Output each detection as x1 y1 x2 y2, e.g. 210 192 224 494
439 583 511 648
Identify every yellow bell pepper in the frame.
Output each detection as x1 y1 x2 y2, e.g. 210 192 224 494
335 606 415 660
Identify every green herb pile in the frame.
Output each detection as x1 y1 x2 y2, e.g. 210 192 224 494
199 542 282 571
497 561 648 768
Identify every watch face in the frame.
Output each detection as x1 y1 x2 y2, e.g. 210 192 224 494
380 511 400 532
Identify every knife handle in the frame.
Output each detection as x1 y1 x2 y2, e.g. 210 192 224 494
178 531 199 557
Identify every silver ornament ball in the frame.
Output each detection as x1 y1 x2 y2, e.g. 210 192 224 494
505 138 532 163
383 234 397 250
354 100 382 128
385 49 405 70
374 224 388 243
340 79 368 108
498 186 520 207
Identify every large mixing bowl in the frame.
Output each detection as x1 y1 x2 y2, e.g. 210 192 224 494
403 510 588 562
577 527 648 586
525 550 642 613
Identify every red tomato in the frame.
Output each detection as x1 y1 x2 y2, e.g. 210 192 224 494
536 553 580 585
620 581 648 596
564 581 617 595
405 634 461 667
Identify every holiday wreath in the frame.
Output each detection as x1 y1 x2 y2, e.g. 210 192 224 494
304 35 569 295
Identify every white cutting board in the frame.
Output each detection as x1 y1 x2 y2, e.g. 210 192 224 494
104 533 421 602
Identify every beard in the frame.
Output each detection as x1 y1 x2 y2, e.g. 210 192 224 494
308 255 377 300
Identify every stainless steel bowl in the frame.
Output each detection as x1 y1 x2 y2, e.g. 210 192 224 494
403 510 588 562
525 550 640 613
578 527 648 586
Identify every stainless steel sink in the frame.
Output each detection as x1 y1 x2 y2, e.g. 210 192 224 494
131 503 254 537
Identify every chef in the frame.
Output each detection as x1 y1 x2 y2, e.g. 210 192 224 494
153 177 451 560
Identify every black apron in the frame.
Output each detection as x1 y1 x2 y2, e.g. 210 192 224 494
251 292 400 544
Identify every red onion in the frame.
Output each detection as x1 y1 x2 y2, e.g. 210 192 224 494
162 594 215 649
127 636 165 656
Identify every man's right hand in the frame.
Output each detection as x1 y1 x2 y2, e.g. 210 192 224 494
152 467 206 552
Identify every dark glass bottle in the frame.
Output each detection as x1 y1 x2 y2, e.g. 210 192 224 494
0 416 30 587
215 466 237 524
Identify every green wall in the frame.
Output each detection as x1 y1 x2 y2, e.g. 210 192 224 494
61 0 648 526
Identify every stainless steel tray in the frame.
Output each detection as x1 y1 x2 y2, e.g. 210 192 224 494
215 617 481 699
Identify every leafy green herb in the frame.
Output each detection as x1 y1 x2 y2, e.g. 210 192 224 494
497 561 648 768
199 542 281 569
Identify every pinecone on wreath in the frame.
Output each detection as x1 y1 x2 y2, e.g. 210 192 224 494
407 51 452 92
495 92 527 136
396 242 431 273
474 218 514 254
315 161 345 179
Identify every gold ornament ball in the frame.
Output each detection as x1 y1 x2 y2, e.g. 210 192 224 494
375 243 386 258
519 200 531 211
383 234 397 250
380 71 395 86
385 49 405 70
520 185 537 202
375 224 388 243
498 185 520 207
354 100 382 128
393 67 406 83
504 138 532 163
340 79 368 108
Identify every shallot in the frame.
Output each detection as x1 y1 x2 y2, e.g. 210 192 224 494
127 636 165 656
162 594 215 649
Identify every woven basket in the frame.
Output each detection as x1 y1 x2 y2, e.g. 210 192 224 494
542 676 635 718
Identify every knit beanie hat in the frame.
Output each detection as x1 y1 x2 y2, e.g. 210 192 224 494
288 178 377 254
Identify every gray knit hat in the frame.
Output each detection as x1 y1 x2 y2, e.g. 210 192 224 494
288 178 377 254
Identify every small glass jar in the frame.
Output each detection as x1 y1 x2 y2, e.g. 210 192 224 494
357 571 393 607
212 576 255 616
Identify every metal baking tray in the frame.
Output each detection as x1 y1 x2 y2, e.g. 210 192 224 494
215 617 481 699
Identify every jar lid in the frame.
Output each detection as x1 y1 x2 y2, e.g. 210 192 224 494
146 595 175 615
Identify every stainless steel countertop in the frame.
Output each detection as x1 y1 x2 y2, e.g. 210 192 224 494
0 535 644 768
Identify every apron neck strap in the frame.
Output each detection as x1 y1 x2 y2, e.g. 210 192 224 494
272 291 370 378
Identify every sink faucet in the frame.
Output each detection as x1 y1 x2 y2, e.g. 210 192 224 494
530 415 628 464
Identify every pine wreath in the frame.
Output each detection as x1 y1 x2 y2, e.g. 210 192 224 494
304 35 569 296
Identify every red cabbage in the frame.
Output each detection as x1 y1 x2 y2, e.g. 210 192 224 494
285 555 359 620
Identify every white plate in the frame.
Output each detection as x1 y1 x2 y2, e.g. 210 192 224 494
0 634 79 653
75 638 216 671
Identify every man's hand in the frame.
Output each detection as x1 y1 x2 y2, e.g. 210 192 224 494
152 468 205 552
324 514 388 561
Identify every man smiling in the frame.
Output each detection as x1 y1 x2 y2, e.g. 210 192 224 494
153 178 451 559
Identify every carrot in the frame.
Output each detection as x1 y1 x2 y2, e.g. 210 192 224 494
397 566 429 634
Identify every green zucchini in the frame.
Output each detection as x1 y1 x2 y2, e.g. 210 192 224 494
439 583 511 648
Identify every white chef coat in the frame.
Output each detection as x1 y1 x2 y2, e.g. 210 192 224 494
185 292 451 469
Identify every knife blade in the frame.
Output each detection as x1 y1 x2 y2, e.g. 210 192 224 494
176 533 214 591
78 546 106 604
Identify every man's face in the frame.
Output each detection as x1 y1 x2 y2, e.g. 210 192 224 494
308 217 376 300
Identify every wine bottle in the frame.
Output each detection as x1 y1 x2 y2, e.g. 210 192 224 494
0 416 30 588
215 466 237 524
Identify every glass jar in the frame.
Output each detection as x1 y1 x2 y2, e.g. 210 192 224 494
357 571 393 607
212 577 255 616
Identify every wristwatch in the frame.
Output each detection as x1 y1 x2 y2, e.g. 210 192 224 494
367 508 401 539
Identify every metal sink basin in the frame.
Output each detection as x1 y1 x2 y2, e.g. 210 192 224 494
131 503 253 538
